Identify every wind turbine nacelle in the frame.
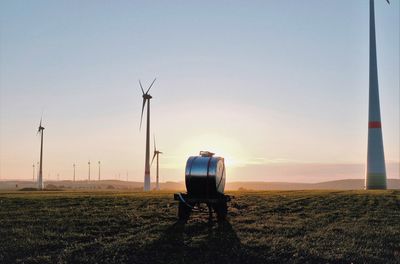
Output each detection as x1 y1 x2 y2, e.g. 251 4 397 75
185 151 226 198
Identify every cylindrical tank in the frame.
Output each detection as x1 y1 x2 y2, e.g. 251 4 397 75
185 151 226 198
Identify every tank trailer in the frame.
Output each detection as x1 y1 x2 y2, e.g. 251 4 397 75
174 151 232 222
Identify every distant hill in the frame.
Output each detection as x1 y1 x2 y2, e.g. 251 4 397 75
226 179 400 190
0 179 399 191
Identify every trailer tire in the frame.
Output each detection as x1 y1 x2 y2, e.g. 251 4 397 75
178 201 191 222
215 201 228 222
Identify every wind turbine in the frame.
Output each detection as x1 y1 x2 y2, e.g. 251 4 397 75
139 78 156 191
73 163 76 182
151 135 163 191
98 161 101 181
37 117 45 190
365 0 390 190
32 163 35 182
88 160 91 181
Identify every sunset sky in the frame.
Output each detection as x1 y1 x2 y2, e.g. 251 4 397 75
0 0 399 183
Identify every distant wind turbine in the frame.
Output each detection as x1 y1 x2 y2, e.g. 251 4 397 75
139 78 156 191
98 161 101 181
32 163 35 182
365 0 390 190
151 135 163 191
73 163 76 182
37 117 45 190
88 161 91 181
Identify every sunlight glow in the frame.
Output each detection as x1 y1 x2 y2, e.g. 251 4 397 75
161 133 247 170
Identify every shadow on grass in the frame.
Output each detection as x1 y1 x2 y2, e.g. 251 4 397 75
132 220 261 264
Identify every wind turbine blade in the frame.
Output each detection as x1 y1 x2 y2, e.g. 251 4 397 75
151 152 157 166
153 134 156 151
37 116 42 135
386 0 390 4
146 78 156 94
140 98 146 130
139 80 145 94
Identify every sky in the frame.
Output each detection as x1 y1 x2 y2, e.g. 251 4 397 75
0 0 399 183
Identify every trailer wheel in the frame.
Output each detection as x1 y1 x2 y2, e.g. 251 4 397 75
178 201 191 222
215 201 228 222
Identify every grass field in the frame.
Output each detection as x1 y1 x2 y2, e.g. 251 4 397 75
0 190 399 263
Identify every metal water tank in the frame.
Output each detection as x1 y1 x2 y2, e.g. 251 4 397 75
185 151 226 197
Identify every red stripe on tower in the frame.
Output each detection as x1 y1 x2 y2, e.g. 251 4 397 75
368 121 381 128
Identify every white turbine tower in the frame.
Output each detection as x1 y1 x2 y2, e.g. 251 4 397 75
37 118 45 190
98 161 101 181
139 78 156 191
32 163 35 182
73 163 76 182
151 135 163 191
365 0 390 190
88 161 91 181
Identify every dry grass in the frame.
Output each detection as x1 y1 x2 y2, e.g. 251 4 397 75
0 190 399 263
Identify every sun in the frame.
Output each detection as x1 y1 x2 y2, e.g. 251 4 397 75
176 133 246 168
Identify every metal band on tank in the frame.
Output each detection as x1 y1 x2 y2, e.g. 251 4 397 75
206 157 212 198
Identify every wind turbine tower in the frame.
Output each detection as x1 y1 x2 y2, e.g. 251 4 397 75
37 118 45 190
139 78 156 191
98 161 101 181
32 163 35 182
73 163 76 182
88 161 91 181
151 135 163 191
366 0 390 190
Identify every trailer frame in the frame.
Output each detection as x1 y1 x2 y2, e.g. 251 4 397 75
174 192 233 222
